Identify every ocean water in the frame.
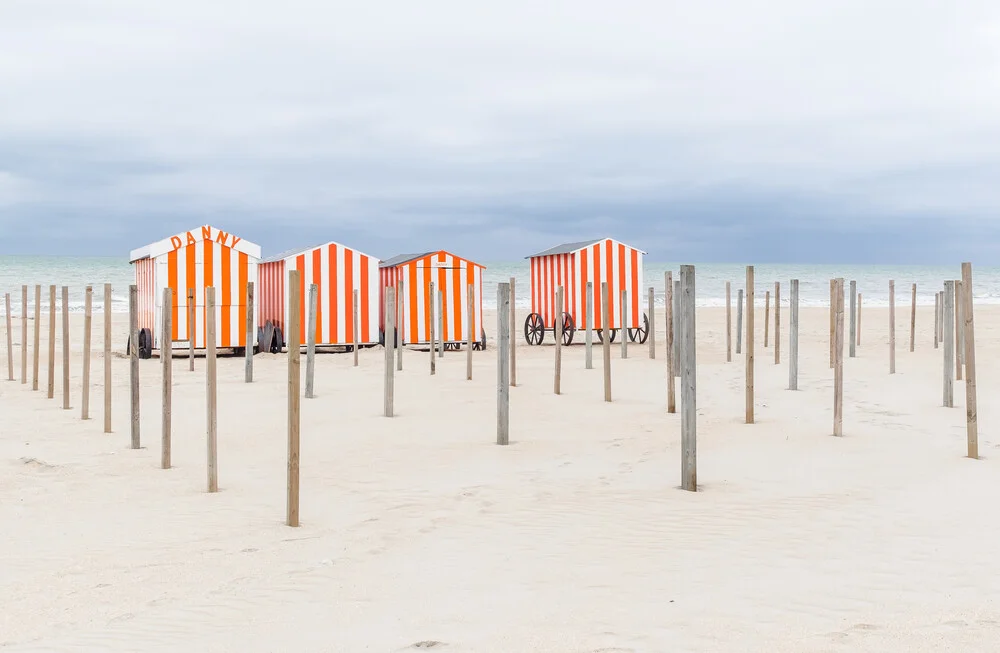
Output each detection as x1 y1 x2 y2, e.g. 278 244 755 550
0 256 995 315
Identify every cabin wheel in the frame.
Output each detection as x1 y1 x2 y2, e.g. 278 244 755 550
138 328 153 359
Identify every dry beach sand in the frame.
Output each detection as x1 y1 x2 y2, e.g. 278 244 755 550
1 302 999 652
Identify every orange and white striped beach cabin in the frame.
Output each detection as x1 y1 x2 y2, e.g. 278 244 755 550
527 238 646 332
378 251 486 346
128 224 261 350
257 241 380 348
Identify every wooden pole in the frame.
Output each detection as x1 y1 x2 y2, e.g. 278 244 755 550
934 292 940 349
48 284 55 399
889 281 896 374
61 286 70 410
857 293 862 346
909 282 916 353
129 284 139 449
353 288 361 368
384 286 395 417
187 288 195 371
648 286 655 359
396 281 403 371
429 281 436 375
287 270 301 525
305 283 317 399
956 279 964 380
496 281 510 445
32 285 40 390
602 281 612 403
509 276 516 386
554 285 563 394
789 279 799 390
961 263 978 459
665 271 675 413
764 289 770 348
725 281 732 362
746 266 754 424
467 283 474 380
774 282 780 365
584 281 593 370
680 264 697 491
849 280 857 358
620 289 628 359
103 283 112 433
943 281 954 408
245 281 254 383
437 289 444 359
834 278 844 436
82 286 92 419
206 286 218 493
4 293 12 381
20 285 27 384
161 287 172 469
938 292 945 343
673 280 680 371
736 289 743 355
829 279 834 368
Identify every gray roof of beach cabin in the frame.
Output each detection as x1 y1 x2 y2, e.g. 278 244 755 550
379 252 436 268
263 241 380 264
524 239 605 259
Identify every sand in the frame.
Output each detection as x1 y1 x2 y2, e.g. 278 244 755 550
1 301 999 652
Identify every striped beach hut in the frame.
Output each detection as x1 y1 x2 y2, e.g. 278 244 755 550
257 241 380 352
524 238 647 345
128 224 261 356
378 251 486 348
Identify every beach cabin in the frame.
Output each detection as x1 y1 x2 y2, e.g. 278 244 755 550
257 241 380 352
524 238 647 345
378 251 486 348
128 225 261 356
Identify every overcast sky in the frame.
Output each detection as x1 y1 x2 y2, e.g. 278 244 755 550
2 1 1000 263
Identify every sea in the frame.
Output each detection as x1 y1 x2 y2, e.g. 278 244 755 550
0 256 996 315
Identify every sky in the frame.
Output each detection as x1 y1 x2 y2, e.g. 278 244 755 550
2 1 1000 263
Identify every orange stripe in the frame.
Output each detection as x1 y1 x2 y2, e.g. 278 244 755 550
453 258 463 341
630 247 639 324
168 249 179 340
221 245 231 347
605 240 614 327
313 246 324 344
359 256 369 342
325 244 336 344
238 251 248 346
204 239 214 346
296 255 306 344
579 248 589 328
407 263 418 343
466 260 476 338
344 247 354 343
592 245 601 328
186 243 196 341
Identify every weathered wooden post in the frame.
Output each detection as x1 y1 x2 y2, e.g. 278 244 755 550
889 281 896 374
206 286 218 493
961 263 978 459
938 291 945 343
736 289 743 355
849 280 857 358
789 279 799 390
129 284 139 449
857 293 863 346
437 289 444 359
834 278 844 436
396 281 403 372
32 285 40 390
103 283 112 433
764 289 770 348
909 283 916 353
4 293 12 381
467 283 474 380
673 280 680 371
384 286 395 417
496 281 510 445
187 288 195 371
620 289 628 359
829 279 835 368
943 281 954 408
245 281 254 383
774 281 780 364
287 270 301 525
161 287 172 469
48 284 55 399
82 286 92 419
602 281 612 403
585 281 593 370
353 289 360 368
648 286 655 359
725 281 732 362
746 266 754 424
665 272 675 413
509 277 516 386
20 285 27 384
429 281 436 375
61 286 70 409
305 283 317 399
680 264 697 492
554 285 563 394
934 292 940 349
956 279 964 380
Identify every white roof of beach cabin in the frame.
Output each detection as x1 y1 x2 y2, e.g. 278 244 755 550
129 225 262 263
525 238 648 259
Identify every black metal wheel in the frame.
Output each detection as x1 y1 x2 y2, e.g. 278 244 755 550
270 326 285 353
138 328 153 359
594 326 617 344
628 313 650 344
473 327 487 351
378 328 399 348
524 312 544 345
560 312 575 346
